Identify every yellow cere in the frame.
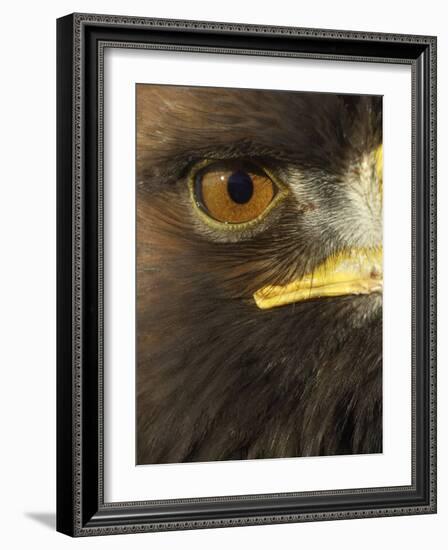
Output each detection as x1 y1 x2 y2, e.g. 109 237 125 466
375 144 383 197
254 247 383 310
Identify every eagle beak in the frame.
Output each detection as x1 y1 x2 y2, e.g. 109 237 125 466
253 248 382 310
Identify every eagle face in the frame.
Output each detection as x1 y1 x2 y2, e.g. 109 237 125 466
136 85 383 464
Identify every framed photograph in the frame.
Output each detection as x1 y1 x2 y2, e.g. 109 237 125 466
56 13 437 536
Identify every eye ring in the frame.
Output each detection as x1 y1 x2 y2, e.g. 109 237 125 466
188 159 288 232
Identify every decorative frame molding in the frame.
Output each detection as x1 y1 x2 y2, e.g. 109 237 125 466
57 13 437 536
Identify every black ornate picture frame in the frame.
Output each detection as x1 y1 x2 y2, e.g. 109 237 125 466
57 13 437 537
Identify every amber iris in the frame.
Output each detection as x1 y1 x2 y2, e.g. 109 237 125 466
194 162 276 224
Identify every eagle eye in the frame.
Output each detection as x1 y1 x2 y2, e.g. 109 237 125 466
189 160 288 229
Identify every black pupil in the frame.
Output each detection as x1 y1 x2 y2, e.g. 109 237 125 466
227 170 254 204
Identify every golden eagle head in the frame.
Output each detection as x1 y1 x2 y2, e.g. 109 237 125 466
136 85 383 464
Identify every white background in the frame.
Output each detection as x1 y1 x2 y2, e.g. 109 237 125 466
105 50 412 501
0 1 445 549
